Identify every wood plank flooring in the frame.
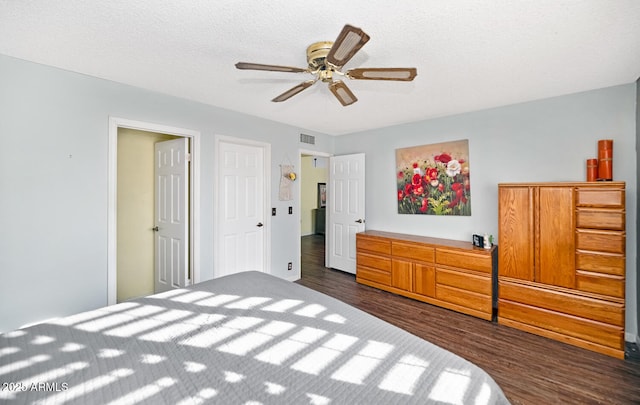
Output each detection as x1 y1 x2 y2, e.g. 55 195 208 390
296 234 640 405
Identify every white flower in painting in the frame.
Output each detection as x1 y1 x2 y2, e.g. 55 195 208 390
446 160 461 177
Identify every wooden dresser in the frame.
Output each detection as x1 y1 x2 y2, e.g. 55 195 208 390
498 182 626 358
356 230 497 321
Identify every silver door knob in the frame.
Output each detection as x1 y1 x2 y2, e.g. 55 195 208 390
257 222 264 227
152 226 159 232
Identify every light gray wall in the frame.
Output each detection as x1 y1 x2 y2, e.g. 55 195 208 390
0 54 333 333
334 84 638 341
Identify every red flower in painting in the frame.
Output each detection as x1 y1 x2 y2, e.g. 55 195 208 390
451 182 463 196
420 198 428 212
398 171 404 179
412 162 419 169
398 190 404 200
412 173 422 186
449 182 467 207
404 183 413 195
425 167 438 181
435 153 452 164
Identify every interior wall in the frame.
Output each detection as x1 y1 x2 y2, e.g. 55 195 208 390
117 128 178 302
300 156 328 235
334 83 638 341
0 53 333 333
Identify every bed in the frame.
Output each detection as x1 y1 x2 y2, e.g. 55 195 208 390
1 271 510 404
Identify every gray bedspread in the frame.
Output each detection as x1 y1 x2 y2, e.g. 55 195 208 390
1 271 510 404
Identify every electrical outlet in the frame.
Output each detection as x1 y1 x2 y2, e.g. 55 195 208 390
287 262 292 271
288 206 293 214
272 208 276 216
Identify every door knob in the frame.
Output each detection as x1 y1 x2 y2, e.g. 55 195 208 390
152 226 159 232
257 222 264 227
355 219 365 223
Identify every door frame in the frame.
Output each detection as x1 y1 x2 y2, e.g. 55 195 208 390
213 135 271 278
107 117 201 305
298 149 332 274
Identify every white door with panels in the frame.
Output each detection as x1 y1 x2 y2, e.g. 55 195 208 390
154 138 190 293
218 140 266 276
328 153 365 274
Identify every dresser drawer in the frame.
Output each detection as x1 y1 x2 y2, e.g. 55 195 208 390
357 252 391 272
576 251 624 276
357 235 391 255
576 229 625 254
392 241 434 263
357 266 391 286
499 300 623 349
436 285 492 314
576 208 625 230
576 271 625 299
436 268 491 295
576 188 624 208
499 280 624 326
436 248 492 273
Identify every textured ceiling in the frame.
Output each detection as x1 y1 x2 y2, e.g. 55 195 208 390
1 1 639 136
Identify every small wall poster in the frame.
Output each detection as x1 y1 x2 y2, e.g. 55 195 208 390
396 139 471 215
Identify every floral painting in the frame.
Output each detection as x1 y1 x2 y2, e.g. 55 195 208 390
396 139 471 215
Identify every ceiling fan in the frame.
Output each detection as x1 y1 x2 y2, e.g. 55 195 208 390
235 24 417 106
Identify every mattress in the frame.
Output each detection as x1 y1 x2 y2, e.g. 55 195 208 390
1 271 510 404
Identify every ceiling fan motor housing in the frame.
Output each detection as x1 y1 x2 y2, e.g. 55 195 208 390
306 41 333 70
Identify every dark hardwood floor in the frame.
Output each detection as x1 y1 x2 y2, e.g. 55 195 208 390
297 234 640 405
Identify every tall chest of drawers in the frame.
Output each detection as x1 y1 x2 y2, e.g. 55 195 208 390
498 182 626 358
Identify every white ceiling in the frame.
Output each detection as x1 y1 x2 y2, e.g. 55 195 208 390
1 1 639 136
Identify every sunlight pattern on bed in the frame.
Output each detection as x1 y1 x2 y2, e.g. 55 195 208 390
0 271 511 404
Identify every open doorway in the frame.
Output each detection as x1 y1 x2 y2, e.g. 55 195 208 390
117 129 181 301
299 151 330 276
107 117 201 305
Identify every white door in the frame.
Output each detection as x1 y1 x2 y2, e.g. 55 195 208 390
218 140 266 276
154 138 190 293
328 153 365 273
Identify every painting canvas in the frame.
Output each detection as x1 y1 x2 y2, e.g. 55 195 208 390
317 183 327 208
396 139 471 215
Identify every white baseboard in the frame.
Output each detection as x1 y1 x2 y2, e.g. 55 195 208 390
625 332 637 343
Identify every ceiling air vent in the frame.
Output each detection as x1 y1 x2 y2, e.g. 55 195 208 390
300 133 315 144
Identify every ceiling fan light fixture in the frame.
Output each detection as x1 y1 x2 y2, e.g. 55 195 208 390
329 81 357 106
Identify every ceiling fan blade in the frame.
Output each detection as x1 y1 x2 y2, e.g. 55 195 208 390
272 80 316 102
328 80 358 106
347 67 417 81
326 24 370 68
236 62 308 73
